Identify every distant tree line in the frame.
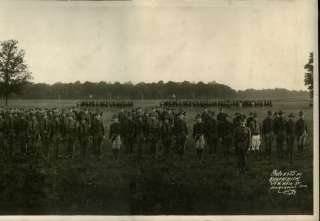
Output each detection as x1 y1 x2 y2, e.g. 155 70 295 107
6 81 308 100
237 88 309 100
11 81 236 100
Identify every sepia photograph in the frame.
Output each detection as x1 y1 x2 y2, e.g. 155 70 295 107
0 0 318 220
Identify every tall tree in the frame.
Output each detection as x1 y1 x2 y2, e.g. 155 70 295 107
304 52 313 100
0 39 32 105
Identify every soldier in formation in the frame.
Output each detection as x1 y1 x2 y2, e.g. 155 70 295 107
193 115 206 160
286 113 295 163
112 107 308 165
221 114 233 160
262 111 274 161
296 111 308 153
0 107 309 170
109 115 121 160
91 113 105 160
174 112 188 159
247 113 262 159
78 100 133 109
273 111 287 159
205 112 218 157
234 115 251 174
0 107 106 162
161 99 272 108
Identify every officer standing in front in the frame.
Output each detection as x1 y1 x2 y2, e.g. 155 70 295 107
193 114 206 160
174 112 188 159
233 115 251 174
286 113 296 163
273 111 287 159
262 111 274 161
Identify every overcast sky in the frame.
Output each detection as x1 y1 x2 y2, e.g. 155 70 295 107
0 0 317 90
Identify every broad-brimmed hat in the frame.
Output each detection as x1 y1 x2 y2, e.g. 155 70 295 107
288 113 295 118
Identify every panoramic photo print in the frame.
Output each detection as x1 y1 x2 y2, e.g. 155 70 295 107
0 0 318 219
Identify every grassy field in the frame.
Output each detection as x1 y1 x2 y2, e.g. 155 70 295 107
0 99 314 215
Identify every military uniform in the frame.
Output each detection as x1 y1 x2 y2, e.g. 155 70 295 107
286 114 295 163
234 121 251 173
121 116 135 155
221 116 233 160
233 113 242 128
206 114 218 156
160 117 173 155
246 113 254 151
109 117 122 160
134 116 146 158
174 115 188 158
201 110 210 124
216 110 225 142
262 112 273 160
273 112 287 158
246 114 254 128
78 118 90 160
91 115 105 159
146 115 160 158
0 115 5 154
51 116 63 159
193 117 206 160
18 115 29 155
4 114 15 156
65 115 77 158
39 114 51 157
28 115 40 154
295 112 308 153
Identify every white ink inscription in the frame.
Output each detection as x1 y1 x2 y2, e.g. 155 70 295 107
269 170 307 196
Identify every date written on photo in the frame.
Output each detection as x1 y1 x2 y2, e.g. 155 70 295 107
269 170 308 196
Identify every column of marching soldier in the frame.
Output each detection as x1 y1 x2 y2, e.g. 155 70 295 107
0 107 308 174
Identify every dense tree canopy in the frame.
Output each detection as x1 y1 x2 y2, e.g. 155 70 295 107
8 81 307 100
0 40 32 105
17 81 236 100
304 52 313 99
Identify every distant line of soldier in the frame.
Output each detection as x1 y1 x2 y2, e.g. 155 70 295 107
76 100 134 108
160 99 272 108
75 99 272 109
